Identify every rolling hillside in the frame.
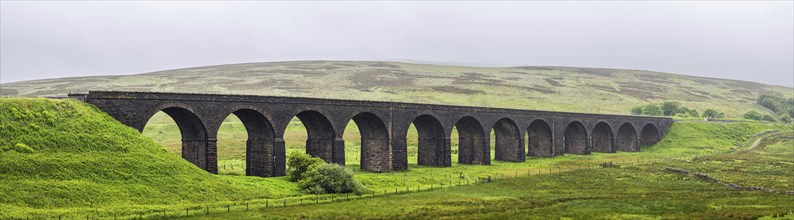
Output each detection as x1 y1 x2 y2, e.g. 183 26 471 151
0 98 299 218
2 61 790 117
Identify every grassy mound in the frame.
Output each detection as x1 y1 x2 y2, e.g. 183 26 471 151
0 98 297 218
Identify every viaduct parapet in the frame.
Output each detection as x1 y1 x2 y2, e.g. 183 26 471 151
80 91 673 177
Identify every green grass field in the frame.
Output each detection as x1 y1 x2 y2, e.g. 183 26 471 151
2 97 792 219
190 133 794 219
184 139 794 219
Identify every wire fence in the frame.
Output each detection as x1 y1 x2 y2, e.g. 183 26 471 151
34 155 717 220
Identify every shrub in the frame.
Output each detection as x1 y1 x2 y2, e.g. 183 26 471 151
703 109 722 120
631 106 643 115
630 102 699 117
287 151 324 182
780 115 791 123
743 111 762 120
688 109 699 118
642 104 663 116
662 101 681 116
757 94 794 118
298 163 365 194
761 115 776 122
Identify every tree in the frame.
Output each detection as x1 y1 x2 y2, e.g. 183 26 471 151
628 102 699 117
677 106 691 115
781 115 791 123
631 106 643 115
761 114 776 122
688 109 699 118
757 94 794 119
743 111 762 120
662 101 681 116
299 163 366 194
287 151 324 182
642 104 663 116
703 109 720 119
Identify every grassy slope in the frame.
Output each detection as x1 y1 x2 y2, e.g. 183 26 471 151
192 133 794 220
0 98 299 218
669 133 794 192
3 61 791 117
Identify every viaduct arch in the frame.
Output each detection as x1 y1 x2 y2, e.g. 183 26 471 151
493 118 522 162
82 91 672 177
563 121 588 155
591 122 614 153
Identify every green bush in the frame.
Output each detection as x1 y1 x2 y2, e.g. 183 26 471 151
630 106 643 115
298 163 365 194
662 101 681 116
287 151 324 182
781 115 791 123
743 111 762 120
688 109 699 118
761 114 776 122
630 102 700 117
641 104 663 116
703 109 723 119
758 94 794 118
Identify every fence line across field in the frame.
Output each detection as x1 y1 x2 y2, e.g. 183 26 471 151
52 155 716 220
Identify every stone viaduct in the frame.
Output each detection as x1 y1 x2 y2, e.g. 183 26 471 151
79 91 673 177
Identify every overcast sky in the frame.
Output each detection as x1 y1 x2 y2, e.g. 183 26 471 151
1 1 792 87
